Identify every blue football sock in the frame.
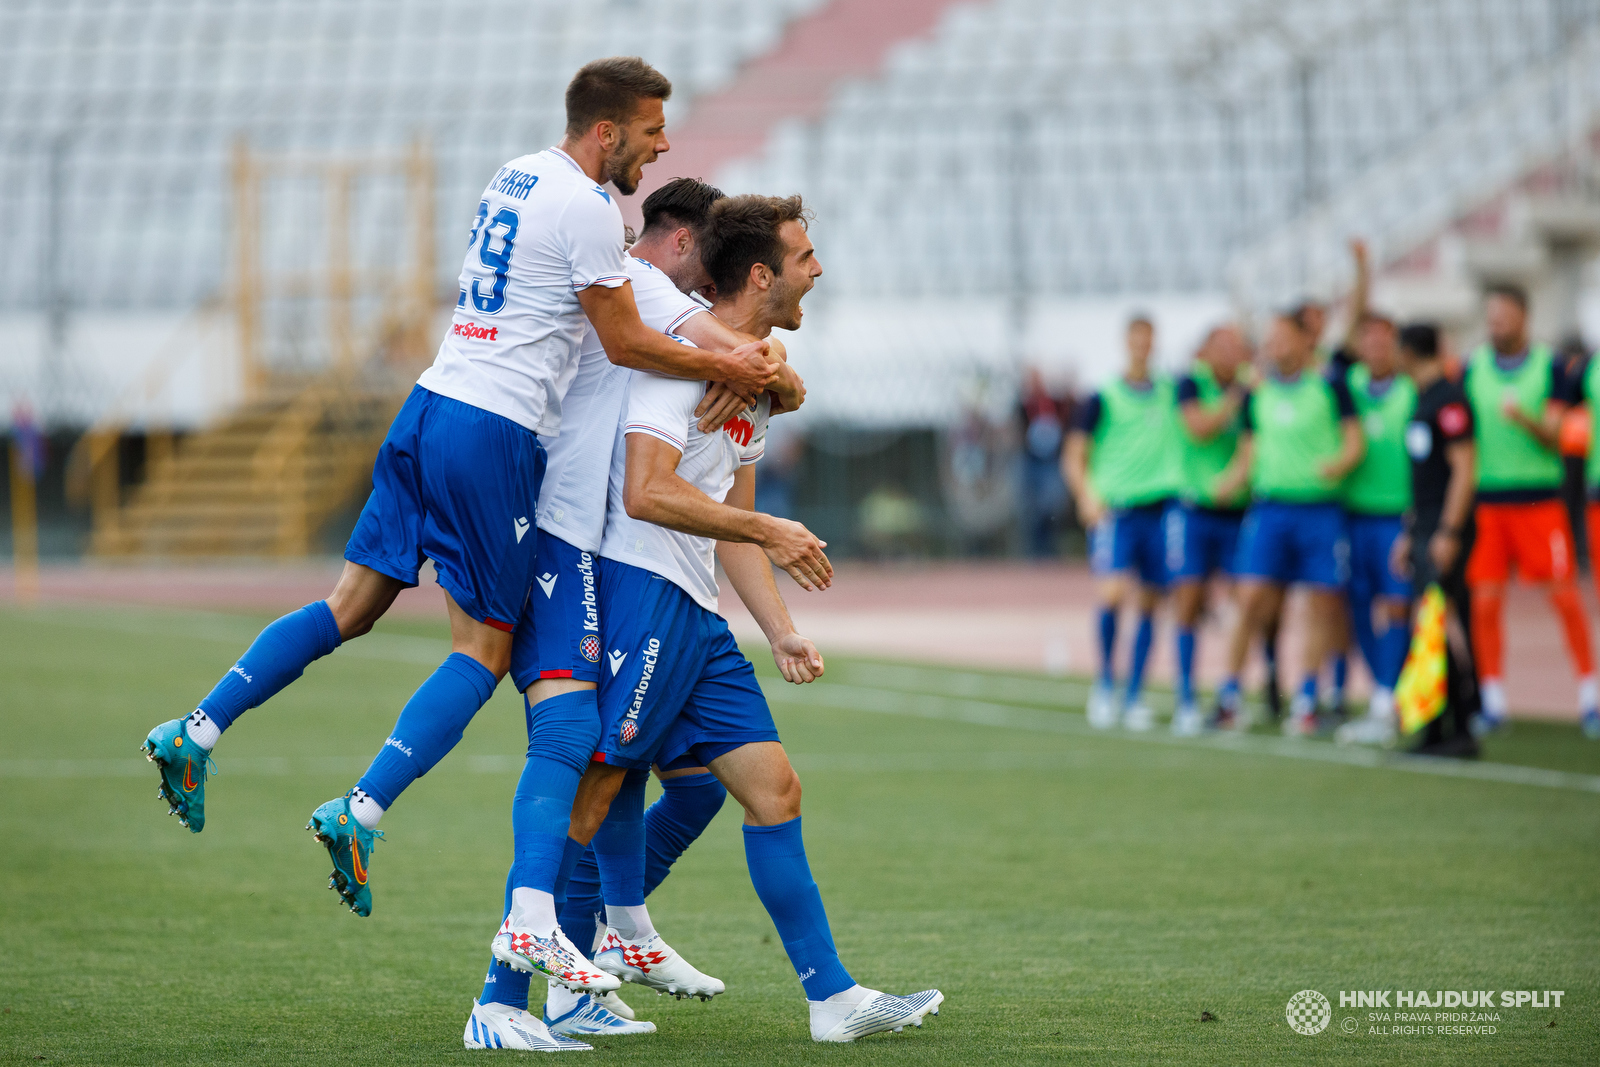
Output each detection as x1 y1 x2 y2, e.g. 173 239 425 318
1126 613 1154 704
507 691 601 896
560 771 728 956
197 601 341 731
592 770 649 908
1330 653 1348 706
743 818 854 1001
355 652 496 809
1176 627 1197 706
1217 675 1240 712
1096 606 1117 686
645 772 727 896
1299 674 1318 707
1349 593 1379 690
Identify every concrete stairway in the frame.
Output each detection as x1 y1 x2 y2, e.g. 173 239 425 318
92 372 404 558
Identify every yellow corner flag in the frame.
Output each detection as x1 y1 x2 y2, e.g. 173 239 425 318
1394 584 1448 735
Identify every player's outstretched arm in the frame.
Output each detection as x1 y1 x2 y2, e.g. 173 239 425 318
717 466 823 684
623 433 833 591
579 282 775 400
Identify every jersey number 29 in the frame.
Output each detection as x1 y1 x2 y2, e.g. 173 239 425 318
459 201 521 315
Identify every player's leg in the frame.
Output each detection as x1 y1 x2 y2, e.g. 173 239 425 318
1282 505 1350 735
1120 507 1168 730
1214 505 1285 727
1518 500 1596 713
1465 503 1511 731
142 383 437 833
1088 512 1130 727
1345 516 1382 704
310 390 542 914
707 740 942 1042
1166 504 1205 733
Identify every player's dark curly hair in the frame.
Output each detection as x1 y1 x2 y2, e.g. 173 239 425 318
564 57 672 138
639 177 725 240
702 194 811 296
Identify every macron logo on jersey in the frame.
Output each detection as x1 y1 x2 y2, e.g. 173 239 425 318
608 650 628 676
537 572 557 598
514 517 530 543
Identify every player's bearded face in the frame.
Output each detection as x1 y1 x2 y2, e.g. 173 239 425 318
603 130 645 195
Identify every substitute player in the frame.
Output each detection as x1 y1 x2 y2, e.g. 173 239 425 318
464 178 809 1048
1063 315 1180 731
1335 313 1415 737
140 59 775 929
496 195 942 1043
1569 341 1600 739
1166 324 1250 735
1462 284 1596 733
1212 309 1365 735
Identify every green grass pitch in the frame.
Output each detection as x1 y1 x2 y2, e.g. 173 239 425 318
2 602 1598 1065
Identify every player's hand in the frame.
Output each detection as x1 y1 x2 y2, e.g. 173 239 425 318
759 516 832 591
1078 495 1105 529
1390 533 1412 578
719 340 778 402
769 362 806 414
771 632 824 684
696 382 748 433
1428 530 1459 575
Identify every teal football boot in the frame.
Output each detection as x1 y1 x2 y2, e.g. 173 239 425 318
142 718 217 833
307 793 382 917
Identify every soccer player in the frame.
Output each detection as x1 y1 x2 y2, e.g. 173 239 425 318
1360 324 1481 755
1461 284 1595 734
1576 345 1600 739
1212 308 1366 735
140 59 775 922
466 178 807 1047
1332 313 1415 739
1063 315 1179 731
1167 324 1251 736
497 194 942 1043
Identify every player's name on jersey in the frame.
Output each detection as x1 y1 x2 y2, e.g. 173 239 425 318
489 165 539 200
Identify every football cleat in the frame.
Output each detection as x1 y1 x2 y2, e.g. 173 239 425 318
307 793 382 917
143 718 216 833
594 989 635 1020
464 998 591 1052
1335 714 1395 747
1121 702 1154 732
1584 708 1600 741
1086 682 1118 729
492 919 620 993
1281 694 1317 737
144 716 217 831
545 993 657 1036
594 928 725 1000
1170 701 1202 737
810 988 943 1043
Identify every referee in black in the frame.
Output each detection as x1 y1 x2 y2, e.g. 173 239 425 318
1392 324 1481 756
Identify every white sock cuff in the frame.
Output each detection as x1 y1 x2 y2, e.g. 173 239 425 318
349 787 385 830
184 709 221 751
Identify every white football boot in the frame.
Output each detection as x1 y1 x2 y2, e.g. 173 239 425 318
594 990 635 1020
1086 682 1118 729
543 984 656 1037
594 928 725 999
1121 701 1155 732
492 918 621 994
1170 700 1202 737
1336 689 1395 746
810 987 944 1043
463 999 591 1052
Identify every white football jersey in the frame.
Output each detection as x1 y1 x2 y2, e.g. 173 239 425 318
417 148 629 435
600 368 770 613
536 255 707 553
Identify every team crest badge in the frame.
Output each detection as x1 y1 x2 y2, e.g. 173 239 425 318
620 721 638 745
580 635 601 662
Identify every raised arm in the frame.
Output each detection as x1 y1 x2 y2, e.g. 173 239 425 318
716 465 823 684
579 282 775 400
622 432 832 591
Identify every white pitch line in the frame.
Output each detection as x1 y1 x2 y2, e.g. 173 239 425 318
766 682 1600 796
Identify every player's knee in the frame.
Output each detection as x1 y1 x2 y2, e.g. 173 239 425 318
526 690 601 774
